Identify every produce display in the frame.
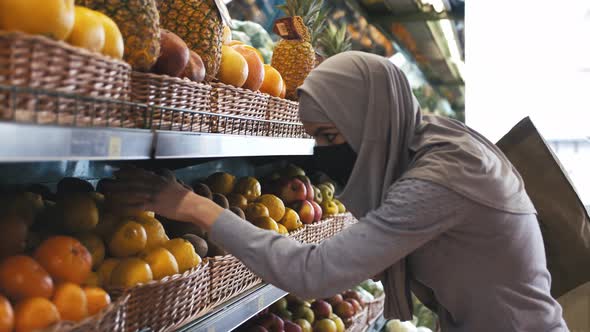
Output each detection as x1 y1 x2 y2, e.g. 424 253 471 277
231 20 275 64
317 22 352 59
236 284 375 332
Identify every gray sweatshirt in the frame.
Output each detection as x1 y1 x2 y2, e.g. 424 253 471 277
210 179 568 331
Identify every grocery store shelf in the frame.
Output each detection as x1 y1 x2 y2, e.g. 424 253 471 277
364 315 387 332
0 122 153 162
154 131 315 159
177 284 288 332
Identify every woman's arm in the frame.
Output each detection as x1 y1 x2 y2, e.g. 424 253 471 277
105 168 467 299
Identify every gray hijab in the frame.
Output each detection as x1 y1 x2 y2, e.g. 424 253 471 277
298 51 536 319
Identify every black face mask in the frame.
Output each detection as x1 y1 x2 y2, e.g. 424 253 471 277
313 143 357 186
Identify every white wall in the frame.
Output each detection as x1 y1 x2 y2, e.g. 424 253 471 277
466 0 590 142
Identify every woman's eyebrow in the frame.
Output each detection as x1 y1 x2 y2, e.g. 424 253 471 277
314 126 337 136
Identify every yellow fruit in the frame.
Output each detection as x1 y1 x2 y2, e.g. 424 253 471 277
280 208 303 231
0 0 75 40
95 213 121 241
140 247 179 280
232 45 265 91
83 272 100 287
277 224 289 235
135 215 169 251
252 216 280 232
234 177 262 201
320 200 339 217
333 199 346 213
110 258 153 288
222 25 232 44
227 193 248 211
95 11 124 59
245 203 270 222
240 45 265 63
76 233 105 269
60 193 99 233
67 6 105 52
255 194 286 221
218 45 249 87
14 297 60 332
52 283 88 322
260 65 284 97
97 258 119 288
108 221 147 257
206 172 236 195
163 239 201 273
227 40 244 46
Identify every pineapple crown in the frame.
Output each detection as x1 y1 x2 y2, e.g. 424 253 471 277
317 22 352 58
277 0 328 44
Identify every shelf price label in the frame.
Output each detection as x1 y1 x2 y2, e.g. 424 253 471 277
109 136 122 157
258 295 265 310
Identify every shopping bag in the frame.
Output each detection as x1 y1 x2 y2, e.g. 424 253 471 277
496 117 590 298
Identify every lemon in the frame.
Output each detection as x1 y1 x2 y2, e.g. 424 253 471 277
108 220 147 257
227 193 248 211
94 11 123 59
164 239 201 273
252 216 280 232
134 215 169 251
245 203 270 222
206 172 236 195
140 247 179 280
277 224 289 235
280 208 302 231
0 0 75 40
67 6 105 52
60 193 99 233
255 194 286 221
218 45 249 87
97 258 119 287
76 233 105 269
110 258 153 288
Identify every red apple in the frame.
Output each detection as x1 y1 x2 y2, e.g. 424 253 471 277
310 200 323 223
342 290 364 306
153 29 189 77
310 300 333 320
346 298 362 313
248 326 269 332
278 178 307 204
258 313 284 332
292 200 315 224
334 301 355 319
325 294 343 307
284 320 303 332
181 50 206 82
296 176 314 201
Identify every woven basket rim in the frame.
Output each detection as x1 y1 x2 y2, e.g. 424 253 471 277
0 30 131 68
107 261 209 292
131 71 212 88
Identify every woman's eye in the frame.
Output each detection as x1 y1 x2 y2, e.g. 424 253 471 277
325 134 337 142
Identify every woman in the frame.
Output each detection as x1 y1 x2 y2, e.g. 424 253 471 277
106 52 567 331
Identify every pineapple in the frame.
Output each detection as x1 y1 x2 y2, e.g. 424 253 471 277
271 0 326 100
317 22 352 58
158 0 224 81
77 0 160 72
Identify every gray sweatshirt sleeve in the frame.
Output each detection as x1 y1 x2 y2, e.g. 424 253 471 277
209 179 468 299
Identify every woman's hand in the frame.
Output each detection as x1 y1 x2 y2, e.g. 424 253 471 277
102 167 223 231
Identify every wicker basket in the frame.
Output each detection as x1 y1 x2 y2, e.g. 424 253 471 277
210 82 269 135
288 226 307 243
108 262 210 332
130 71 213 132
366 294 385 325
304 217 335 244
266 96 306 138
0 31 134 127
345 307 369 332
209 254 262 307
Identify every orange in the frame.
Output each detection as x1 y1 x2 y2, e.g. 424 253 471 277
255 194 286 221
108 220 147 257
234 176 262 201
52 282 88 322
95 11 123 59
76 233 105 269
110 258 153 288
84 287 111 316
0 255 54 301
83 272 100 287
260 65 284 97
14 297 60 332
227 40 244 47
252 216 280 232
245 203 270 222
67 6 105 52
218 45 249 87
240 45 265 63
34 236 92 284
206 172 236 195
97 258 120 288
227 193 248 210
0 295 14 332
0 0 75 41
232 45 265 91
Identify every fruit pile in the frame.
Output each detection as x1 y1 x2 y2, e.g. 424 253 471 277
0 1 124 59
237 288 369 332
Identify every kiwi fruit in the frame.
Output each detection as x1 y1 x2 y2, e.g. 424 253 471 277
182 234 208 258
212 193 229 209
229 206 246 219
57 177 94 195
193 182 213 200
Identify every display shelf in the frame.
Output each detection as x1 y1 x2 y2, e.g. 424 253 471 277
0 122 153 162
154 131 315 159
364 315 387 332
177 284 288 332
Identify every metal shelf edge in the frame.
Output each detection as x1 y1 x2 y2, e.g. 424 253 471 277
178 284 288 332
